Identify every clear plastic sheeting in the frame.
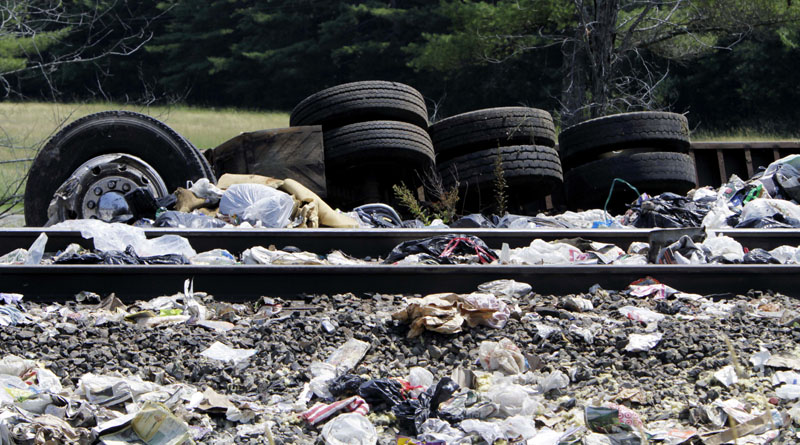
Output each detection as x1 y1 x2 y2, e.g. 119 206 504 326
219 183 294 228
50 219 196 258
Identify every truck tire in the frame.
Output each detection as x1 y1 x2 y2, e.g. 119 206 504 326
323 120 435 168
430 107 555 162
439 145 563 204
24 111 213 226
564 151 697 211
558 112 690 167
290 81 429 129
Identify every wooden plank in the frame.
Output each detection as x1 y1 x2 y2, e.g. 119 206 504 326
716 149 727 183
744 148 754 178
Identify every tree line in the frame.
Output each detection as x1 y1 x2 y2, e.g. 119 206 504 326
4 0 800 133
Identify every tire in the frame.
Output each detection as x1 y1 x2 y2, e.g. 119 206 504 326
290 81 429 129
439 145 562 214
558 112 690 167
24 111 213 226
430 107 556 161
564 152 697 211
323 120 435 168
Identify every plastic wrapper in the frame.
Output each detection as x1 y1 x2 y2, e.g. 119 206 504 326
50 219 196 258
460 419 504 444
24 233 47 265
619 306 665 324
655 235 709 264
417 418 467 443
200 341 256 365
625 332 663 352
459 293 510 329
407 367 434 395
478 338 526 375
154 210 227 229
476 279 532 299
55 246 189 265
219 183 294 227
450 214 495 228
190 249 236 265
383 234 497 265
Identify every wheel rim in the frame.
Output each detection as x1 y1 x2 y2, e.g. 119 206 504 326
49 154 169 222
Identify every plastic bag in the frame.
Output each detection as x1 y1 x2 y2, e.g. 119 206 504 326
190 249 236 265
408 367 434 396
486 383 541 416
200 341 256 365
25 233 48 265
630 193 711 228
352 203 402 228
391 378 459 436
357 379 405 411
743 248 781 264
189 178 224 204
619 306 665 324
478 338 526 375
768 245 800 264
383 234 498 264
740 198 800 227
655 235 709 264
510 239 584 265
701 235 744 263
320 413 377 445
219 183 294 228
460 419 504 444
477 279 532 299
154 211 227 229
451 214 495 228
329 374 366 398
51 219 196 257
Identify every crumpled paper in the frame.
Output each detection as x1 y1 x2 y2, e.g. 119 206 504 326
392 292 512 338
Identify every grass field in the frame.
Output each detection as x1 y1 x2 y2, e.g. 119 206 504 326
0 102 290 216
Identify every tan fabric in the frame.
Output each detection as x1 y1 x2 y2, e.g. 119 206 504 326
216 173 283 190
174 188 207 213
279 179 358 228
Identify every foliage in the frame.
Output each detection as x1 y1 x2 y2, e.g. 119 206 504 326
493 147 508 216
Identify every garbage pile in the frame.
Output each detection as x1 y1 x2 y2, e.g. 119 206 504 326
1 279 799 443
6 221 800 267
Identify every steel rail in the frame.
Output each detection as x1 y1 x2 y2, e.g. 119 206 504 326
2 264 799 302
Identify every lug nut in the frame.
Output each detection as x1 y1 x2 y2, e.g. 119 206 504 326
122 183 131 192
108 180 117 189
87 201 96 209
93 187 102 196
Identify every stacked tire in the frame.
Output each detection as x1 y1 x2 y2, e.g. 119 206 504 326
558 112 696 211
290 81 433 209
430 107 562 214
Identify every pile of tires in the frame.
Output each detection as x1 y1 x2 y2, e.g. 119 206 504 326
430 107 562 214
24 111 216 226
290 81 434 209
558 111 696 211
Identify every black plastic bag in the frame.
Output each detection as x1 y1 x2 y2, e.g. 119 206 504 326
353 204 403 228
450 214 495 228
55 246 189 265
154 211 227 229
383 234 498 264
390 377 460 436
743 248 782 264
357 379 405 411
630 193 711 228
329 374 366 398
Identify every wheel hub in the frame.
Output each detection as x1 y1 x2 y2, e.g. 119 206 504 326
47 154 169 223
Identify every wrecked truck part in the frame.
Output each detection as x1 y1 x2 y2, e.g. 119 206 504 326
24 111 215 226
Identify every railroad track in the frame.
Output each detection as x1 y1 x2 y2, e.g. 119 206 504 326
1 228 799 301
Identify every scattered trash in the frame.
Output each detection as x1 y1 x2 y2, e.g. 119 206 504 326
200 341 256 365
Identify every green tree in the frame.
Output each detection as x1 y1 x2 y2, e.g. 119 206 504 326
408 0 800 124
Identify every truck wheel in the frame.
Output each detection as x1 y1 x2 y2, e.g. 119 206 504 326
558 111 690 167
323 120 435 168
564 151 697 211
430 107 555 162
24 111 214 226
290 81 429 129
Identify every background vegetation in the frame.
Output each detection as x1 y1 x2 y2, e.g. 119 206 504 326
3 0 800 134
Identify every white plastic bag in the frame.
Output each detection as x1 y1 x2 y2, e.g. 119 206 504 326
478 338 526 374
50 219 196 257
25 233 47 265
200 341 256 365
220 183 294 228
741 198 800 223
320 413 377 445
511 239 584 265
701 235 744 262
189 178 224 204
